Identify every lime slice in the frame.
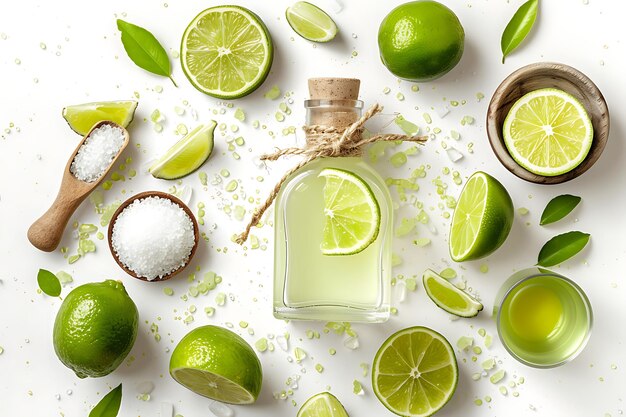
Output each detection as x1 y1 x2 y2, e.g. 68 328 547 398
319 168 380 256
449 171 513 262
62 100 137 135
297 392 349 417
180 6 273 99
372 327 458 417
423 269 483 317
149 121 216 180
503 88 593 176
286 2 338 43
169 325 262 404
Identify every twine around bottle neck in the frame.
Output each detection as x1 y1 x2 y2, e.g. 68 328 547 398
235 103 428 245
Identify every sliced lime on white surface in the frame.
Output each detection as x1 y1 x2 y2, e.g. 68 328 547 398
62 100 137 135
297 392 349 417
423 269 483 317
286 2 338 42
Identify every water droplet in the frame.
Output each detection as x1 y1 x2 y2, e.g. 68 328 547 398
66 389 72 395
351 33 357 38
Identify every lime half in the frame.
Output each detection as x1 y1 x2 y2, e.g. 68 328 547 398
180 6 273 99
286 2 338 43
503 88 593 176
149 121 216 180
62 100 137 135
169 325 262 404
372 327 458 417
423 269 483 318
449 171 513 262
319 168 380 256
297 392 349 417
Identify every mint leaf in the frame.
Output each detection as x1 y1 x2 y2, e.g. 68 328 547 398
89 383 122 417
537 231 590 267
540 194 581 225
501 0 539 63
37 269 61 297
116 19 176 86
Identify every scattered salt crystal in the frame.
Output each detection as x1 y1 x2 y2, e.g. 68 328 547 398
344 336 360 350
70 124 125 182
394 280 407 303
111 197 195 280
276 334 289 352
446 146 464 162
209 401 234 417
160 402 174 417
328 0 343 13
436 106 450 118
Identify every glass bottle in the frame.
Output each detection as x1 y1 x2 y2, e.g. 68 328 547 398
273 78 392 322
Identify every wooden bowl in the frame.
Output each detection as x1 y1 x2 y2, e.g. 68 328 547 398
487 62 610 184
107 191 199 282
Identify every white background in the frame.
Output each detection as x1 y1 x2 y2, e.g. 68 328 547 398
1 0 624 416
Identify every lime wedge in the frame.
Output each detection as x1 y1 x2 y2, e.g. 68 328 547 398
297 392 349 417
180 6 273 99
169 325 262 404
149 121 216 180
423 269 483 317
503 88 593 176
372 327 458 417
286 2 338 43
319 168 380 256
449 171 513 262
62 100 137 135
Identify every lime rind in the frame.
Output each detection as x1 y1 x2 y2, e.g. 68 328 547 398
503 88 593 176
286 2 338 43
372 326 458 417
62 100 138 135
319 168 380 256
422 269 483 318
149 121 216 180
170 367 256 405
180 6 273 99
297 392 349 417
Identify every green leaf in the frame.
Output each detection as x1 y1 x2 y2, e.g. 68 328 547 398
501 0 539 63
116 19 176 86
537 231 590 267
37 269 61 297
540 194 581 225
89 383 122 417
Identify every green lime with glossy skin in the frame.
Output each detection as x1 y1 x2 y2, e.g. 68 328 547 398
169 325 262 404
53 280 138 378
378 1 464 81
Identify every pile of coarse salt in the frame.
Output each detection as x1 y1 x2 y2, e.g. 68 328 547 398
70 124 125 182
111 196 195 281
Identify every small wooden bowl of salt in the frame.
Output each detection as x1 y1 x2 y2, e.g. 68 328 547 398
107 191 199 282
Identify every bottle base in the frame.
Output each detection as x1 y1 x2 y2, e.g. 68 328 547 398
273 305 390 323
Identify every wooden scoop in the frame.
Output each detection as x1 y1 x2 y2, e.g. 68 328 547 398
27 121 130 252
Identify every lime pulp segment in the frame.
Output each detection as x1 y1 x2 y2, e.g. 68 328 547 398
62 100 137 135
170 367 256 404
373 327 458 417
319 168 380 256
180 6 273 99
503 88 593 176
450 173 487 261
297 392 349 417
149 121 216 179
286 2 338 42
423 269 483 317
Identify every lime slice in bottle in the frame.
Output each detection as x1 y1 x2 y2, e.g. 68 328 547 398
297 392 349 417
503 88 593 176
449 171 514 262
180 6 273 99
169 325 262 404
422 269 483 317
62 100 137 135
372 326 458 417
319 168 380 256
149 121 216 180
286 2 338 43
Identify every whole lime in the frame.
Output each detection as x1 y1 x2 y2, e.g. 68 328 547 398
169 325 262 404
378 1 465 81
53 280 138 378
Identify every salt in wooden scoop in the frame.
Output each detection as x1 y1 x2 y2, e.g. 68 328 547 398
28 121 130 252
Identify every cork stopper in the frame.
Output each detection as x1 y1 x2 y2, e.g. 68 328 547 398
306 78 362 129
308 78 360 100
